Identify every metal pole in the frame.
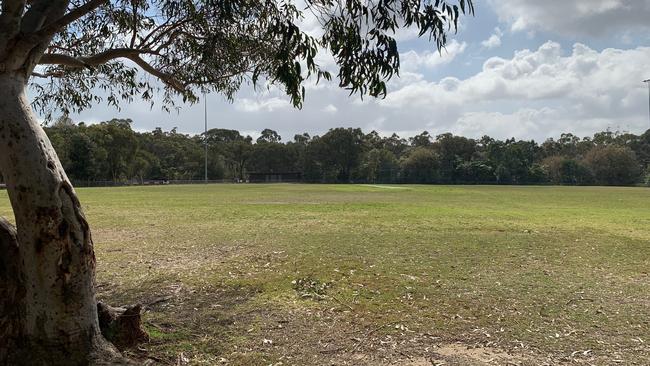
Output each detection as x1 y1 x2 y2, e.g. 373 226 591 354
645 79 650 129
204 92 208 182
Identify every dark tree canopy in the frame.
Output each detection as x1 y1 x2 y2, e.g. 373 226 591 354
0 0 474 118
41 122 650 186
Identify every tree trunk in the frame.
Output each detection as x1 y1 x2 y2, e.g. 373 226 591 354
0 73 128 365
0 216 23 362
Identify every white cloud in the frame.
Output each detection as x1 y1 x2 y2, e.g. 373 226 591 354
481 34 501 49
481 28 503 49
450 107 643 141
66 32 650 143
234 97 291 112
489 0 650 37
385 42 650 107
391 71 425 89
379 42 650 139
400 40 467 72
322 104 338 113
453 109 553 139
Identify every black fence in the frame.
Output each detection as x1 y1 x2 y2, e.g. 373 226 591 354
70 179 233 187
248 172 302 183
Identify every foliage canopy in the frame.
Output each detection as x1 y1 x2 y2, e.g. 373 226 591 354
0 0 476 117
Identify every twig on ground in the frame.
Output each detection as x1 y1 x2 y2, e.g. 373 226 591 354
327 295 354 311
144 295 174 310
350 322 398 352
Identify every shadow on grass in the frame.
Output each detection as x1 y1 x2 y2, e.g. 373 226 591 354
96 277 263 364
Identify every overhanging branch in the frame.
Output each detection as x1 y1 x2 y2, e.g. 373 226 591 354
38 48 155 67
36 0 108 37
38 53 86 67
31 69 65 78
125 55 185 93
37 48 187 94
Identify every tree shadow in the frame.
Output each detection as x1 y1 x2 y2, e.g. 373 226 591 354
96 278 262 364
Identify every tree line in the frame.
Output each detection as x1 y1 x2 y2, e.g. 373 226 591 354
13 116 650 187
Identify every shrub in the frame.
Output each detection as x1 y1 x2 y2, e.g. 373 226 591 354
582 146 641 185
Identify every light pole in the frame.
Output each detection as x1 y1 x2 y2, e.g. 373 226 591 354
644 79 650 128
203 92 208 183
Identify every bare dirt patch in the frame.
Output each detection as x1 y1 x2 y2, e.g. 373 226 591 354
429 343 533 365
211 303 542 366
104 278 542 365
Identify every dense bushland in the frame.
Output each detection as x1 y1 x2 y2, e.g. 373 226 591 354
21 117 650 186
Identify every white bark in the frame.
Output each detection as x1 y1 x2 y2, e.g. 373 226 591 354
0 72 124 364
0 2 143 363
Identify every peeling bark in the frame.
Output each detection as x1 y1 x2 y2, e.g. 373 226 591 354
0 73 139 364
0 2 150 364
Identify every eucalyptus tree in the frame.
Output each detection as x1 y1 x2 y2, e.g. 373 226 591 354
0 0 474 363
319 127 365 181
257 128 282 144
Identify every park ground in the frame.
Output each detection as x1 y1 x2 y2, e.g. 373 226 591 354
1 184 649 365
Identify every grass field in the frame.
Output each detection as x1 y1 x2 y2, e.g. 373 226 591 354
1 184 649 365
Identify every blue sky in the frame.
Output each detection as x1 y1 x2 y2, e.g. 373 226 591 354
66 0 650 142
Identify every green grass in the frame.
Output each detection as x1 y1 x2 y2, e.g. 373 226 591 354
1 184 649 365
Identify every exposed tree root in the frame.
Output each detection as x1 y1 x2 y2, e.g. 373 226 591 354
98 302 150 350
89 336 140 366
2 217 146 365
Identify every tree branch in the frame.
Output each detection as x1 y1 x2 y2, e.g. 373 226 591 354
181 68 253 88
36 0 108 37
38 48 155 67
20 0 66 33
31 69 65 78
0 0 26 51
0 0 26 29
129 0 138 48
138 16 174 48
37 48 187 94
140 18 192 51
38 52 86 67
125 55 185 94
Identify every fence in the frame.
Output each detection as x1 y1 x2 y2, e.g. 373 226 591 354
71 179 234 187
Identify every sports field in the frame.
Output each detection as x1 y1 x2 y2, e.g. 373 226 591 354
1 184 649 365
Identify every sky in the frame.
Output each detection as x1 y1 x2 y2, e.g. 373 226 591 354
65 0 650 142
